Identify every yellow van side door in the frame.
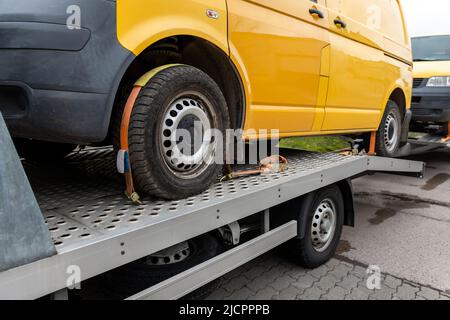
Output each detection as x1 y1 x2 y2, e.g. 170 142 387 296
228 0 330 134
322 0 387 131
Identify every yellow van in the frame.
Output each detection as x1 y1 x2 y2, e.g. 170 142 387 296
411 35 450 130
0 0 412 199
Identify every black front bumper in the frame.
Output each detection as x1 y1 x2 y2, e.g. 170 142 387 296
412 81 450 123
0 0 133 144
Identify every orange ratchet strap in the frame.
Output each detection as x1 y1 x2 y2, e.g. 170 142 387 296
442 122 450 143
117 64 182 204
221 155 288 181
119 86 143 204
368 131 377 155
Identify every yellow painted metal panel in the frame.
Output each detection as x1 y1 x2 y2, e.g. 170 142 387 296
228 0 330 133
117 0 228 56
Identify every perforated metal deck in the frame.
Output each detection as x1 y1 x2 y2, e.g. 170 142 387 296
27 148 356 253
0 147 423 299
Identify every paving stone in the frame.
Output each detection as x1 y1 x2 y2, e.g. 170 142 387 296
227 287 255 300
221 275 251 292
223 265 249 281
245 265 268 280
384 275 402 289
272 286 302 300
292 274 318 290
269 274 296 291
394 283 419 300
345 287 371 300
210 258 449 301
368 288 395 300
285 267 308 279
205 288 230 300
351 265 368 279
275 263 294 275
321 286 347 300
254 257 280 271
246 269 282 292
337 275 360 290
315 274 340 291
332 262 353 279
248 287 278 300
325 259 341 269
417 287 440 300
309 265 330 278
299 286 325 300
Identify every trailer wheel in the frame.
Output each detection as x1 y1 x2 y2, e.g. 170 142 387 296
376 100 402 157
13 138 76 161
127 65 230 200
100 233 223 299
291 185 344 269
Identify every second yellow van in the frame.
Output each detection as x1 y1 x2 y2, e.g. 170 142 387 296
0 0 412 199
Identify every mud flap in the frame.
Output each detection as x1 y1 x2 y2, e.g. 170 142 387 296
0 113 56 272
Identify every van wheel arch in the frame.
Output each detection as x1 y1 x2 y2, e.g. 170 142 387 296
108 35 246 146
388 87 406 118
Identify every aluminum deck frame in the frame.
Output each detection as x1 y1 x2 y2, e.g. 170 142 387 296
0 148 424 299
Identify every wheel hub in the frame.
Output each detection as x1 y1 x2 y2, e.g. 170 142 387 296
311 199 337 252
160 95 215 176
384 113 399 152
145 241 191 266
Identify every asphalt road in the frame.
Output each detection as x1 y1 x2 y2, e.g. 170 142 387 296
342 149 450 292
208 148 450 299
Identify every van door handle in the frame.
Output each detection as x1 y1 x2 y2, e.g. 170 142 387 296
334 18 347 29
309 8 325 19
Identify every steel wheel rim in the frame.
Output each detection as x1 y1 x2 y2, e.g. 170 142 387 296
160 92 216 179
384 112 399 152
311 199 337 252
145 241 191 266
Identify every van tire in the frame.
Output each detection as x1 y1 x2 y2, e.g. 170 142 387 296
127 65 230 200
289 185 345 269
376 100 402 157
100 233 223 299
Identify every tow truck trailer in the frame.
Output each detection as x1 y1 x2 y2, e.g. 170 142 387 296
0 113 425 300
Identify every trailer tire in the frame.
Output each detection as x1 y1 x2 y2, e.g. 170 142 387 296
127 65 230 200
13 138 76 162
100 233 223 299
290 185 344 269
376 100 402 157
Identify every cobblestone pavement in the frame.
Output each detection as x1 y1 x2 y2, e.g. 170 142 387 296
205 250 450 300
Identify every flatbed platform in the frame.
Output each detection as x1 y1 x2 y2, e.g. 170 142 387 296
396 132 450 157
408 133 450 147
0 147 424 299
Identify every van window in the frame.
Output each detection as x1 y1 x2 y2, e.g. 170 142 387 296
412 35 450 62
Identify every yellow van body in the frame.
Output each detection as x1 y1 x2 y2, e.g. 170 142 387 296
117 0 412 139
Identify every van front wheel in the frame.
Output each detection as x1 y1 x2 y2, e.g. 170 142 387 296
128 65 230 200
376 100 402 157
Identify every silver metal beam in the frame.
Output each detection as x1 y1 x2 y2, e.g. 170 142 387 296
127 221 297 300
367 156 425 176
